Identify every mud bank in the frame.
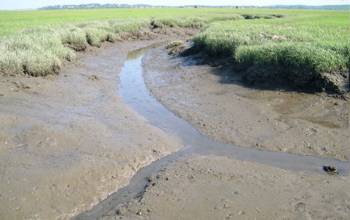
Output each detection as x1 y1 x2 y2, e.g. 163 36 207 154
144 47 350 160
0 37 190 219
108 155 350 220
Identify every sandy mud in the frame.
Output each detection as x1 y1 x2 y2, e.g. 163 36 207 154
143 47 350 161
0 38 188 219
108 155 350 220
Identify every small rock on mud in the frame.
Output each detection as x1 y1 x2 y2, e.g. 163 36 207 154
88 75 99 81
166 40 187 56
323 165 338 175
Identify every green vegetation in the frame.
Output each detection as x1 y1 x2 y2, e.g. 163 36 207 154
0 19 148 76
193 10 349 92
0 8 348 92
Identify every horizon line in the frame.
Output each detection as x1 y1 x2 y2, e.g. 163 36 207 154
1 3 349 11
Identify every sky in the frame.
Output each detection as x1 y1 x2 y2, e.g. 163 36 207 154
0 0 348 10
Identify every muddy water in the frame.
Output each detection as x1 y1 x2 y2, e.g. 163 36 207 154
74 46 350 219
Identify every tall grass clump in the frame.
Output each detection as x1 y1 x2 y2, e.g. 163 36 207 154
110 20 148 34
0 22 132 76
59 26 88 51
0 20 149 76
78 21 116 47
194 32 248 56
0 28 75 76
235 43 348 91
236 43 347 74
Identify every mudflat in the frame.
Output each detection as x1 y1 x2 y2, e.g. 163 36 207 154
110 155 350 220
144 47 350 161
0 39 183 220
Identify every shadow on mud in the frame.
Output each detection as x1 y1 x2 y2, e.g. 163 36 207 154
179 47 350 98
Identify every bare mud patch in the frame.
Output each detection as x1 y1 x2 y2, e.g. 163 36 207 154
110 155 350 220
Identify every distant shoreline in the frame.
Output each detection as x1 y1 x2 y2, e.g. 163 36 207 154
38 4 350 11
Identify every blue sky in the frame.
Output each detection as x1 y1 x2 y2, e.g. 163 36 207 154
0 0 348 10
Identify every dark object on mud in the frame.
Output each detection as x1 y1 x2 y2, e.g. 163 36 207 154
323 165 338 175
88 75 99 81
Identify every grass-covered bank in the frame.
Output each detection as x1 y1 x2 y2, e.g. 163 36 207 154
0 20 146 76
193 10 349 93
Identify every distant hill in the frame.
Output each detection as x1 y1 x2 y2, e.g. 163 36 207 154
39 3 350 10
